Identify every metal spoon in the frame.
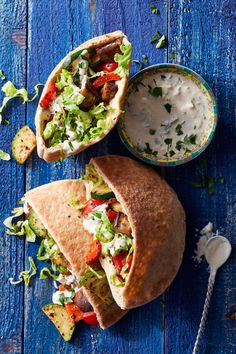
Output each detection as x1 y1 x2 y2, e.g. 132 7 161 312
192 236 232 354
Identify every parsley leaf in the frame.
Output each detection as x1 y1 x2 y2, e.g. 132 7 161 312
208 176 215 195
164 138 172 146
156 35 166 48
150 32 160 44
149 129 156 135
175 123 184 136
164 103 172 113
148 86 162 97
176 140 184 151
150 5 159 14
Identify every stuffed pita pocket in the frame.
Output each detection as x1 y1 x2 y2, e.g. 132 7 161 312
4 180 127 341
36 31 132 162
80 155 186 309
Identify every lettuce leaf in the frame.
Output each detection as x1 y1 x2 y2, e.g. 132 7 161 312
0 149 10 161
114 43 132 78
0 81 43 124
9 256 37 286
40 267 59 280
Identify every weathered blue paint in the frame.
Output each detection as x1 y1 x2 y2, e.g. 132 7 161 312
0 0 235 353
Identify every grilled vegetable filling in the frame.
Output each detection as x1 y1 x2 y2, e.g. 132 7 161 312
3 199 114 341
40 41 131 153
80 163 134 287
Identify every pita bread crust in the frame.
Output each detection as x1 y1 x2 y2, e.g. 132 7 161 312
91 155 186 309
25 180 126 328
36 31 131 162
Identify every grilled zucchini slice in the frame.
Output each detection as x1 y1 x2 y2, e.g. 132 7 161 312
42 304 75 341
28 209 48 238
12 126 36 164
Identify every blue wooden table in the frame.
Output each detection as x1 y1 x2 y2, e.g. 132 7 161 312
0 1 235 353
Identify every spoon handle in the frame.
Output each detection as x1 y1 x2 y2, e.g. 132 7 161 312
192 270 216 354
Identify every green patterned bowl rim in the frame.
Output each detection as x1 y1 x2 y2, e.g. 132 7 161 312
118 63 218 167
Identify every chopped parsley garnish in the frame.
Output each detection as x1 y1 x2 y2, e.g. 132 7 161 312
133 55 148 72
161 74 166 80
218 176 225 184
208 176 215 195
78 62 85 68
156 35 166 48
176 140 184 151
133 80 146 92
175 123 184 136
149 129 156 135
150 32 160 44
139 143 157 156
150 5 159 14
164 138 172 146
189 134 197 144
164 103 172 113
68 141 74 151
192 175 206 189
142 54 148 64
148 86 162 97
184 134 197 145
169 150 175 157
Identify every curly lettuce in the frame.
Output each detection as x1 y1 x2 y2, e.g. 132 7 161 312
114 43 132 78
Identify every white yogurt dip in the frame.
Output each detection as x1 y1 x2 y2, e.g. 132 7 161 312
124 71 211 160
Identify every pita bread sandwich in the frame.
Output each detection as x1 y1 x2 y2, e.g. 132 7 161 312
79 155 186 309
4 155 185 341
4 180 127 342
35 31 132 162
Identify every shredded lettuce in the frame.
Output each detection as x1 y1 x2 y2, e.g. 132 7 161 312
0 70 6 80
114 43 132 78
55 69 74 90
9 256 37 286
40 267 59 280
110 274 125 287
58 289 75 305
3 205 36 243
0 149 10 161
80 163 104 198
69 191 86 210
37 238 57 261
0 81 43 124
43 68 111 148
5 219 36 243
95 210 115 243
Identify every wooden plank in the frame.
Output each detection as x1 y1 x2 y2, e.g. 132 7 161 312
166 1 236 353
24 0 168 353
0 1 27 353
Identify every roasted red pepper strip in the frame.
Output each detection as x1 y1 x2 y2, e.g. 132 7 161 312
99 62 118 72
40 80 57 108
83 311 99 326
112 252 133 274
92 73 121 88
65 303 83 323
83 198 106 216
85 240 102 265
107 209 117 221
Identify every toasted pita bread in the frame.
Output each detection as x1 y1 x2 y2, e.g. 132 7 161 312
91 155 186 309
35 31 131 162
25 180 127 328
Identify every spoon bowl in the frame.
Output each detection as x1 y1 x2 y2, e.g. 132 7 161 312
205 236 232 271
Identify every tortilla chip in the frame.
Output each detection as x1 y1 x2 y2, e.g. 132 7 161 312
25 180 127 328
36 31 131 162
91 155 186 309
